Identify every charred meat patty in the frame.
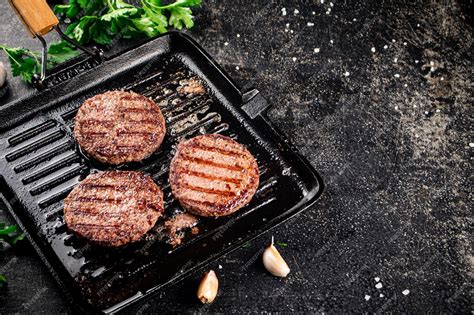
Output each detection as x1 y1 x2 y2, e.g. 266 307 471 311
169 134 259 217
64 171 164 247
74 91 166 165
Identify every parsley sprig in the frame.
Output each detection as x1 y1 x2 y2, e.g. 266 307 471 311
0 222 25 288
0 0 202 84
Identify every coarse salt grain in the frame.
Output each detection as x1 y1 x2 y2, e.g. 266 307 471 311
330 39 334 44
312 11 316 15
365 295 371 301
290 30 294 34
292 57 297 62
440 77 444 81
353 18 357 21
294 9 299 15
436 109 440 113
404 84 408 87
425 111 429 114
415 60 419 64
286 23 290 28
235 66 240 70
281 8 287 16
344 71 350 77
374 277 380 282
380 294 384 297
371 47 376 53
330 2 334 7
218 265 223 269
394 57 398 62
403 42 407 45
376 283 383 289
430 61 434 66
237 33 240 38
395 106 399 110
469 143 474 147
394 73 400 78
402 289 410 295
383 45 388 49
224 42 229 46
321 0 324 3
417 23 420 27
314 48 320 53
307 22 315 26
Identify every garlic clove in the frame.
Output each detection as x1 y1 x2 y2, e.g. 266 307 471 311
0 62 7 88
262 241 290 277
197 270 218 304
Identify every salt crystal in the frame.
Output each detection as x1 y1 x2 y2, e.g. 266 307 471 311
314 48 320 53
392 39 396 43
218 265 223 269
417 23 420 27
285 29 289 32
380 294 384 297
307 22 315 27
469 143 474 148
290 30 294 34
364 295 371 301
376 283 383 289
440 77 444 81
344 71 350 77
237 33 240 38
326 10 330 14
371 47 376 53
424 111 429 115
224 42 229 46
436 109 440 113
394 58 398 62
374 277 380 282
312 11 316 15
383 45 388 49
430 61 434 66
395 106 399 110
330 2 334 7
294 9 299 15
292 57 297 62
402 289 410 295
321 0 324 3
415 60 419 64
403 42 407 46
430 67 435 72
330 39 334 44
404 84 408 87
286 23 290 28
235 66 240 70
353 18 357 21
394 73 400 78
281 8 287 16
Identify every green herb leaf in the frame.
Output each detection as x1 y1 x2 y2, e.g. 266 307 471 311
276 241 288 248
0 274 7 288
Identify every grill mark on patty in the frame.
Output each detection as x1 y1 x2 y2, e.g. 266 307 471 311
179 183 237 197
188 143 246 157
116 131 156 137
176 168 242 184
181 155 244 171
79 184 129 191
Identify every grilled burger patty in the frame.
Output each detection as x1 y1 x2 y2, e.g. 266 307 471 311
74 91 166 165
64 171 164 247
169 134 259 217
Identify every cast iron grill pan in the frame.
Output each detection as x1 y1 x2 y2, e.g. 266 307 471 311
0 33 323 312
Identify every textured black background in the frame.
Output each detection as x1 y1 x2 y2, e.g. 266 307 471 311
0 0 472 313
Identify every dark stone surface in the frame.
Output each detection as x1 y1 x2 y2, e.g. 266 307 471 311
0 0 472 313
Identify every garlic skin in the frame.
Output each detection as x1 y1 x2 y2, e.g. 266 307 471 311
0 62 6 88
197 270 218 304
262 242 290 277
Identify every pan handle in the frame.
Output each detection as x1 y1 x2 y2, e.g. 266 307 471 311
8 0 59 38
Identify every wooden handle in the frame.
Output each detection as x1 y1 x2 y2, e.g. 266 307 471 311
9 0 59 37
